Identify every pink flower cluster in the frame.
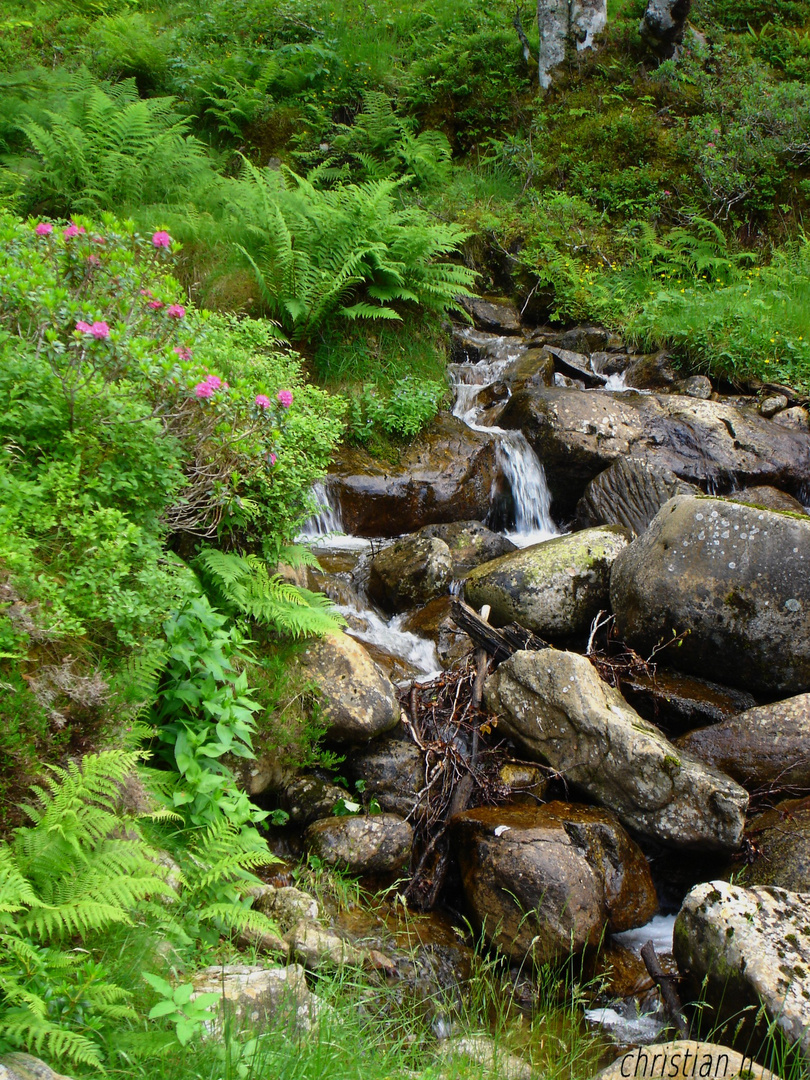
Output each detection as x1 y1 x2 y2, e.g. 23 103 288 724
174 345 193 361
35 222 53 236
277 389 293 408
64 223 86 239
167 304 185 319
255 394 271 409
152 231 172 249
75 320 111 339
193 373 227 398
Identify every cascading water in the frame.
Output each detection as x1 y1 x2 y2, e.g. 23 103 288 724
448 357 559 548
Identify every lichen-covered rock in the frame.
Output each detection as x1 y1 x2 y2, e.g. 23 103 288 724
286 919 364 970
452 802 658 964
0 1055 75 1080
348 735 426 819
726 486 808 515
465 526 630 639
595 1041 781 1080
459 295 521 332
289 632 399 744
329 414 502 536
251 884 320 930
611 496 810 696
675 694 810 790
484 650 748 851
437 1034 533 1080
417 520 517 576
306 813 413 874
191 963 323 1033
282 774 349 824
736 800 810 892
576 458 698 536
673 882 810 1060
367 535 453 612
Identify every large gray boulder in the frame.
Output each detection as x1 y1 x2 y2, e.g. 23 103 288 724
611 496 810 696
367 535 453 612
465 526 631 639
675 693 810 790
192 963 324 1033
673 881 810 1060
289 632 399 744
495 387 810 519
484 650 748 851
452 802 657 964
576 458 698 536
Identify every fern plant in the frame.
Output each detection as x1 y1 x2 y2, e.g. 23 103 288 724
0 750 172 1070
227 161 476 340
16 70 214 215
195 546 345 639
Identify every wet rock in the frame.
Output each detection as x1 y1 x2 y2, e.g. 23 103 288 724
465 526 631 639
587 942 655 998
496 387 810 519
619 670 756 736
611 496 810 696
450 326 526 364
0 1055 75 1080
546 345 607 388
673 881 810 1059
561 326 612 353
725 485 808 515
498 761 550 804
760 394 789 418
459 296 522 333
773 406 810 431
624 350 679 390
192 964 323 1033
591 351 631 376
306 813 413 873
286 919 364 970
368 536 453 613
501 347 557 394
282 774 349 825
596 1041 781 1080
484 650 748 850
437 1034 533 1080
737 799 810 891
576 458 699 536
676 375 713 400
452 802 658 964
289 632 399 745
675 694 810 790
418 520 517 576
330 415 501 536
400 596 473 667
251 885 320 930
348 735 426 819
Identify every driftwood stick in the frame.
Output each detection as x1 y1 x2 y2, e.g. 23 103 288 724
640 940 690 1038
451 600 547 661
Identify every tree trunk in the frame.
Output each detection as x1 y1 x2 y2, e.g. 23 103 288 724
537 0 607 89
640 0 693 59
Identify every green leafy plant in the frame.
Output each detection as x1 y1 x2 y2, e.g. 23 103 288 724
142 975 219 1046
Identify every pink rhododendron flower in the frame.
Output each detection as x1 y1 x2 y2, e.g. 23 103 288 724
194 382 214 398
86 254 101 267
174 346 193 360
90 321 110 339
277 389 293 408
204 374 222 390
268 452 277 466
35 222 53 236
75 321 92 333
148 300 164 310
152 231 172 248
166 304 186 319
63 223 86 239
140 289 153 297
255 394 271 409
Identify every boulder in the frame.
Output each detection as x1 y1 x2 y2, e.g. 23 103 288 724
452 802 658 964
501 347 557 394
618 670 756 736
737 798 810 892
673 881 810 1059
675 375 713 400
289 632 399 744
624 350 679 390
282 774 349 825
329 414 502 536
400 596 473 667
417 520 517 576
576 458 699 536
675 694 810 790
286 919 364 970
367 536 453 612
437 1034 533 1080
546 345 607 388
611 496 810 696
465 526 631 639
560 326 612 353
484 650 748 850
595 1042 780 1080
192 963 323 1033
725 485 808 515
306 813 413 874
495 387 810 519
348 734 426 819
0 1056 75 1080
459 296 522 333
591 351 631 377
251 885 320 930
759 394 789 418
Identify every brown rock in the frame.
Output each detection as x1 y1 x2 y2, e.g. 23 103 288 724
725 486 808 515
739 798 810 891
306 813 413 873
459 296 522 333
367 535 453 612
576 458 698 536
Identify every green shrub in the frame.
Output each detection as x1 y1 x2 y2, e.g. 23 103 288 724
347 377 448 444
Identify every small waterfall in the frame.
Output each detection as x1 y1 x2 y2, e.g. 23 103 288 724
449 357 558 548
300 481 344 537
336 604 441 681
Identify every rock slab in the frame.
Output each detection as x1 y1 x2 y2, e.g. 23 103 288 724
595 1041 781 1080
611 496 810 696
484 650 748 851
673 881 810 1060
